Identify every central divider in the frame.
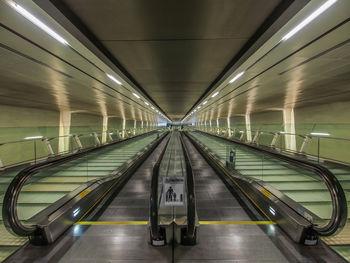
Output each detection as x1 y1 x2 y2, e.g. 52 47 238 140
150 130 198 246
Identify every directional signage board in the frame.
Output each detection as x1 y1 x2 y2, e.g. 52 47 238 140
163 176 184 206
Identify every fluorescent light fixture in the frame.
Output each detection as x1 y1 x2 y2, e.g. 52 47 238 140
156 110 159 113
211 91 219 98
7 1 69 45
239 131 244 134
24 136 43 140
133 93 140 99
109 132 113 135
281 0 337 41
229 71 245 83
197 106 201 109
106 73 122 85
144 101 149 105
203 101 208 105
310 132 330 136
151 106 155 110
279 131 287 134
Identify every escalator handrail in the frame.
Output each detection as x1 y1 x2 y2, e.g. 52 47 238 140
150 134 171 239
179 132 196 238
2 131 156 237
193 130 347 236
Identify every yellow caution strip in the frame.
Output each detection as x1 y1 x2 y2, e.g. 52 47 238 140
199 221 276 225
75 221 148 225
74 221 275 226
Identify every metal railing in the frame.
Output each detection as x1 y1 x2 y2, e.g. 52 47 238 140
195 126 350 165
179 132 196 242
0 128 159 169
150 135 171 241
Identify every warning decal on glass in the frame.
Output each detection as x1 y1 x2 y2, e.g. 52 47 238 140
163 177 184 206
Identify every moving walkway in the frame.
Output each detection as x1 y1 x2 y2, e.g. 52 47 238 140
186 129 349 260
1 129 345 262
0 130 166 261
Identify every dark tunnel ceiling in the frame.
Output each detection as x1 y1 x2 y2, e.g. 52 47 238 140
51 0 283 120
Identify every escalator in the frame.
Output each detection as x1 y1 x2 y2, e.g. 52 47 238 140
0 130 166 262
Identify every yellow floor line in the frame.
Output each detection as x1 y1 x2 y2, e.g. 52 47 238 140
199 221 276 225
74 220 275 226
75 221 148 225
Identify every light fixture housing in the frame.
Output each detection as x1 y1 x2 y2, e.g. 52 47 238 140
106 74 122 85
7 1 69 45
229 71 245 83
144 101 149 106
24 136 43 140
281 0 337 41
310 132 330 136
211 91 219 98
133 93 140 99
203 101 208 105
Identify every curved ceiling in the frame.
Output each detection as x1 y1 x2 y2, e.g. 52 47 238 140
47 0 296 120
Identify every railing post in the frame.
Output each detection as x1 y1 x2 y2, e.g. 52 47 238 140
0 159 4 171
270 132 279 148
239 131 245 141
108 132 113 142
92 132 101 146
43 137 55 157
252 131 260 144
73 134 83 150
299 135 311 154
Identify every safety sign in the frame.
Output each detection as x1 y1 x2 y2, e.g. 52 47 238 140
163 176 184 206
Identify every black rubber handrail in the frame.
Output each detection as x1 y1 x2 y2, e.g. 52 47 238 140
179 132 196 239
150 134 171 240
3 131 157 237
192 130 348 236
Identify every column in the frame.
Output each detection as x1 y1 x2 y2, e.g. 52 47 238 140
58 111 71 153
101 115 108 144
245 114 252 142
283 108 296 151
